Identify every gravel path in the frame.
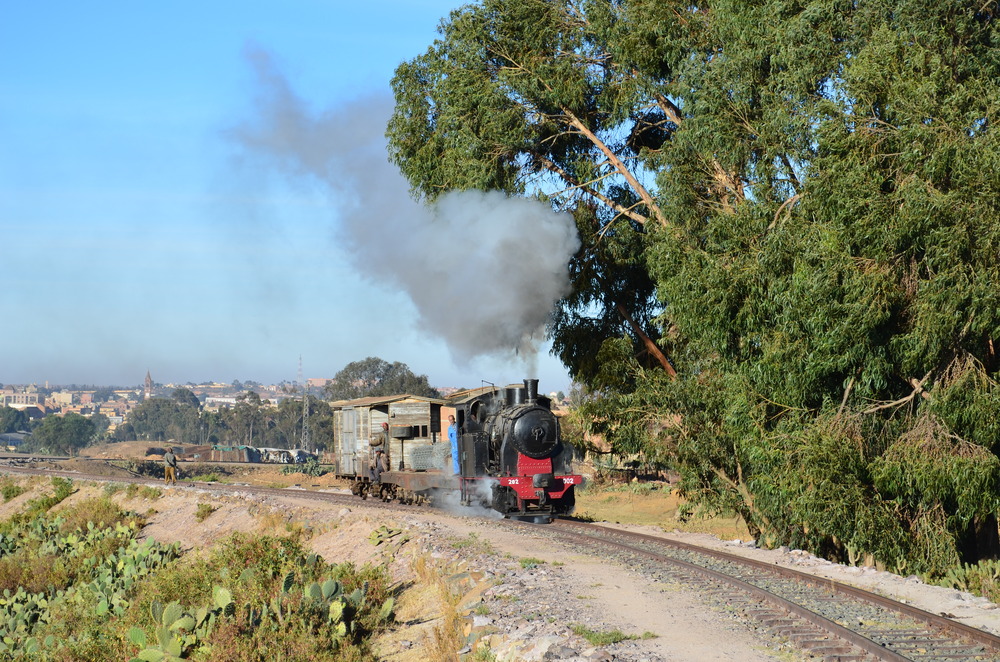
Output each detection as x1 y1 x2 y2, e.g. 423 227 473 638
375 512 1000 661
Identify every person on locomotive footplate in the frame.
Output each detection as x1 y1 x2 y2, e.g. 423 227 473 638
447 414 459 474
370 448 389 484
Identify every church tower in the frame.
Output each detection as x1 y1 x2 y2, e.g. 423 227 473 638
144 370 153 399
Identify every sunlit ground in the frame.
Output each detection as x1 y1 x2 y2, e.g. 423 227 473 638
573 482 753 542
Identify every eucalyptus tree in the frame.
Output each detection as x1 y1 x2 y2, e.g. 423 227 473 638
641 0 1000 572
270 396 332 449
387 0 689 383
223 392 268 446
323 357 440 401
171 387 201 409
390 0 1000 574
0 406 28 434
27 413 95 455
128 398 200 443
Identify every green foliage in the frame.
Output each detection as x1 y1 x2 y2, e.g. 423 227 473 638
323 356 441 401
0 489 397 660
389 0 1000 576
127 398 201 444
934 559 1000 603
57 496 144 534
469 644 498 662
103 482 127 497
0 406 28 435
1 477 77 530
0 480 26 503
170 387 201 409
388 0 675 382
122 388 334 450
194 504 217 522
270 396 334 452
0 495 180 657
130 533 394 661
873 416 1000 530
187 472 222 483
137 486 163 501
25 413 96 455
282 459 327 477
569 623 637 646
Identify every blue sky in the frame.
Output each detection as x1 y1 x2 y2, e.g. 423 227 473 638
0 1 575 394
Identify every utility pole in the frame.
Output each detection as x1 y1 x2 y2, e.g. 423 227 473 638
298 355 311 450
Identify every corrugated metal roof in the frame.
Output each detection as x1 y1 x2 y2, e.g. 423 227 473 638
331 393 449 408
445 384 521 403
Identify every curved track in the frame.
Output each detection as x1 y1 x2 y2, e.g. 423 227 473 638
5 462 1000 660
527 519 1000 662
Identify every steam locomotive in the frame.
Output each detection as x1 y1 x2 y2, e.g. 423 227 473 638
334 379 581 522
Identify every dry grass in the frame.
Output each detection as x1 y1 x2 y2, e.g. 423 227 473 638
574 483 752 541
410 554 465 662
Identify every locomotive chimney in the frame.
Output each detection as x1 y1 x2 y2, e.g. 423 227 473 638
524 379 539 405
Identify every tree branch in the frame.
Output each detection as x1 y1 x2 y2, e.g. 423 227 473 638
562 106 668 227
861 371 933 414
534 153 651 226
616 304 677 378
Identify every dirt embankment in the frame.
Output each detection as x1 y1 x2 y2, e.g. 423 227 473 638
9 443 1000 661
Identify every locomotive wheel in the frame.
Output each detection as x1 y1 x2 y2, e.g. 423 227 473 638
554 486 576 515
379 484 396 502
491 485 518 514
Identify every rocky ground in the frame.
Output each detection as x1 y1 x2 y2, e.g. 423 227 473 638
6 460 1000 662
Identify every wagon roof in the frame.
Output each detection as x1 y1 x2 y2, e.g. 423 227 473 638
445 384 524 403
330 393 448 408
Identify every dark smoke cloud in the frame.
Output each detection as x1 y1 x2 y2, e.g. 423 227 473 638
230 47 579 374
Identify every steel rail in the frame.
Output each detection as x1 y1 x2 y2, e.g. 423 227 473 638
548 519 1000 660
7 462 1000 659
557 519 1000 653
534 519 908 661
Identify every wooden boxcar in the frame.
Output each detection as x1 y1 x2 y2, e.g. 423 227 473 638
329 394 452 478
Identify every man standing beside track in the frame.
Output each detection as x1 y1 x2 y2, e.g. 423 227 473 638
163 448 178 485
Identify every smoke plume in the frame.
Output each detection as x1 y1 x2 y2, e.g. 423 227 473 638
231 48 579 373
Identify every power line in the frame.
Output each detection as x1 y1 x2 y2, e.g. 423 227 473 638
298 355 311 449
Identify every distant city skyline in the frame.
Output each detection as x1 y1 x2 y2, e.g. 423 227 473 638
1 1 574 394
1 369 567 394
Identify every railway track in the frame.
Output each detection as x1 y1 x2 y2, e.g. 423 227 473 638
6 462 1000 660
0 461 376 511
517 519 1000 662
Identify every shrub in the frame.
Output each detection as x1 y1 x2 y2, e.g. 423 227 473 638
569 624 637 645
56 497 143 534
282 459 327 477
934 559 1000 603
195 503 217 522
0 481 25 502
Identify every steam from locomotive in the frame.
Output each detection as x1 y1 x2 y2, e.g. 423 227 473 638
232 49 580 373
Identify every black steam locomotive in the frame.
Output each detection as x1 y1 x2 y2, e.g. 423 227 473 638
349 379 581 522
453 378 580 520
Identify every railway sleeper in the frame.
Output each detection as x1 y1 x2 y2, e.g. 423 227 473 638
796 641 855 655
777 626 827 638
